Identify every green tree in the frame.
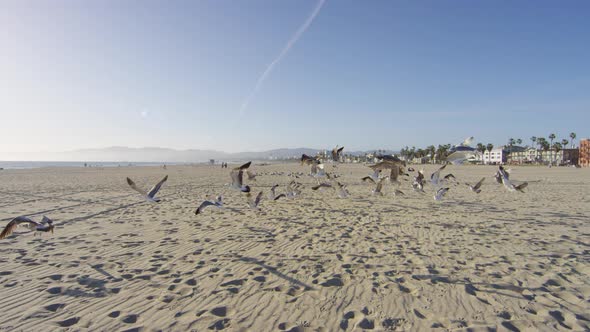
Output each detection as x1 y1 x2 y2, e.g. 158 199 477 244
486 143 494 164
570 132 577 148
476 143 486 165
531 136 537 149
548 133 556 165
561 139 569 149
516 138 522 145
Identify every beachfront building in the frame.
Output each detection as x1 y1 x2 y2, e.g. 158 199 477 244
482 147 508 164
509 147 539 164
536 149 579 166
580 139 590 167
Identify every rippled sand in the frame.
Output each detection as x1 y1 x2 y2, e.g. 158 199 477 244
0 164 588 331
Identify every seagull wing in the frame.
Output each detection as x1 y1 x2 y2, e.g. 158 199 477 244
195 201 216 215
274 194 286 201
0 216 39 239
473 177 485 190
147 175 168 198
230 170 243 188
126 177 146 195
361 176 376 184
233 161 251 171
515 182 528 192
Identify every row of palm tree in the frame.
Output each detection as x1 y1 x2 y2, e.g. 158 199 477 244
528 132 577 165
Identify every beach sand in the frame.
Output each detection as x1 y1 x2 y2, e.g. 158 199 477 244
0 163 588 331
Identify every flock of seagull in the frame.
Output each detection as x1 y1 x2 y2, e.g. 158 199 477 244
0 146 529 240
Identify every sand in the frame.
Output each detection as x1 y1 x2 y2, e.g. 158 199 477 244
0 163 588 331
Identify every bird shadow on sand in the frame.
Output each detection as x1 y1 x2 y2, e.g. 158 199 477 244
238 256 316 291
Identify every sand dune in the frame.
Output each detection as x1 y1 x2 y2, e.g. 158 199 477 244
0 164 588 331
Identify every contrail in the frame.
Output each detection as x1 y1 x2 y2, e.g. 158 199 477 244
238 0 326 115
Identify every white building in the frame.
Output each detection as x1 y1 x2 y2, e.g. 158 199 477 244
481 147 507 165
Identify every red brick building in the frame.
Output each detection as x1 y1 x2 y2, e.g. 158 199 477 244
580 139 590 167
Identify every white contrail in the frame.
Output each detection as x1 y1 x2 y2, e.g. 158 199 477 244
238 0 326 115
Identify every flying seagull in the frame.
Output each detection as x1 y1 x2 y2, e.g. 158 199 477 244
269 184 279 200
1 216 55 239
233 161 252 171
331 146 344 162
127 175 168 202
499 166 528 193
195 196 223 215
248 191 264 210
311 182 333 191
230 162 252 192
301 154 318 166
434 187 450 201
336 182 349 198
466 178 485 194
444 174 456 181
430 164 447 186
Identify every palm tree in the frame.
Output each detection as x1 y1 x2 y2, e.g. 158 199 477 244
548 133 556 165
476 143 486 164
569 132 577 148
561 139 569 150
426 145 436 163
516 138 522 146
531 136 537 149
486 143 494 165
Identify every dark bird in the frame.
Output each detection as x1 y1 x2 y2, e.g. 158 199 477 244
466 178 485 194
331 146 344 162
1 216 55 239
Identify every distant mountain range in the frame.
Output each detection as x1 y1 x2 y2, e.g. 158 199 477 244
3 146 400 163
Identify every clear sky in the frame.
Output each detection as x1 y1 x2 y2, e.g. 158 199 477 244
1 0 589 155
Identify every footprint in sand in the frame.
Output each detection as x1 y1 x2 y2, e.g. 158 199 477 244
56 317 79 327
122 314 139 324
44 303 66 313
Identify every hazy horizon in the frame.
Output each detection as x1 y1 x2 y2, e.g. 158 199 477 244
2 1 588 156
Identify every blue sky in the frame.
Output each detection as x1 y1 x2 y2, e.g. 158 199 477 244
1 0 588 154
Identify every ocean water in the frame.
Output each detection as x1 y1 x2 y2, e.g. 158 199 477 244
0 161 179 170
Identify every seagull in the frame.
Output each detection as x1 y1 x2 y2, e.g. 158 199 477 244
311 182 333 191
230 162 252 192
466 178 485 194
269 184 279 200
331 146 344 162
248 191 264 210
126 175 168 202
1 216 55 239
412 170 426 192
372 177 388 196
310 163 326 178
430 164 447 186
499 166 528 193
233 161 252 171
443 174 456 181
195 196 223 215
336 182 349 198
286 181 303 198
434 187 450 201
301 154 318 166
